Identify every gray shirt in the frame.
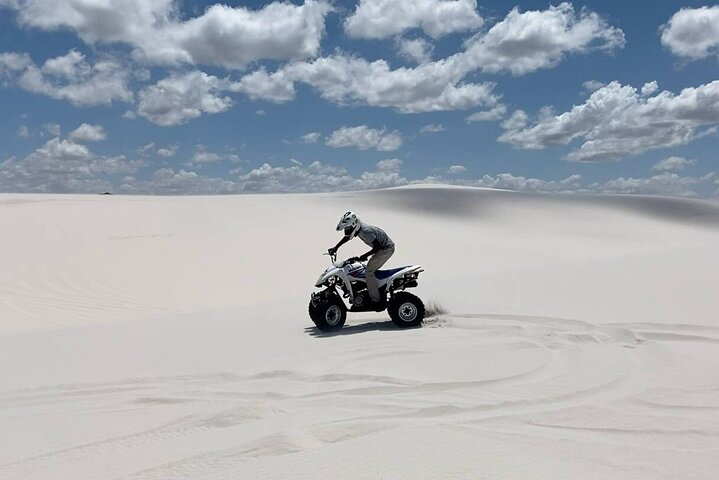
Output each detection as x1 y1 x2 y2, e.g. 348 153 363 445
354 223 394 249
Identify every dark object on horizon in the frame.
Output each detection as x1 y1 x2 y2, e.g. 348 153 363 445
100 192 112 195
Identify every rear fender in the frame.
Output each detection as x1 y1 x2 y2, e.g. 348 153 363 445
386 265 423 289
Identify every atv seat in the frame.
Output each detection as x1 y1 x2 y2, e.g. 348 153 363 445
374 267 410 280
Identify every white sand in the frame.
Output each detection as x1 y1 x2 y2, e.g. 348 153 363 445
0 186 718 479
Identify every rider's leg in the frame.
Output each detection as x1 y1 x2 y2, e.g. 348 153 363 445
365 246 395 302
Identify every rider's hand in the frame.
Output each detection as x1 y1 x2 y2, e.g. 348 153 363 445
359 254 368 262
328 247 337 256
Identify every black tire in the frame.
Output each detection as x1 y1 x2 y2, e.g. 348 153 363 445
308 298 346 331
388 292 425 328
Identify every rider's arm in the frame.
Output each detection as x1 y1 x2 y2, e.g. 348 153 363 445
359 240 382 261
330 235 350 253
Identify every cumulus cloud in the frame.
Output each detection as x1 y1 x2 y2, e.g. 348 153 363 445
121 168 237 195
189 147 221 165
463 3 625 76
119 158 409 194
653 156 697 172
466 104 507 122
326 126 403 151
234 4 622 114
0 50 132 106
186 145 241 166
2 0 332 70
69 123 106 143
501 110 528 130
157 145 178 158
499 80 719 162
661 6 719 61
137 71 233 126
228 67 295 103
583 80 605 93
0 136 142 192
396 37 434 64
456 172 584 193
3 142 714 197
345 0 482 39
0 52 32 78
589 172 715 197
265 55 498 113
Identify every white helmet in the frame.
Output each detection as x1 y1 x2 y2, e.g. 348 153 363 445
336 211 361 238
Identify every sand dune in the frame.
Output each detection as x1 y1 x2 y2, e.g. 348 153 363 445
1 186 718 478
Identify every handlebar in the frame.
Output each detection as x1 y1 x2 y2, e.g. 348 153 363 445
323 252 363 267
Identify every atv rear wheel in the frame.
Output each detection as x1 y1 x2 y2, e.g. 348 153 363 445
309 298 346 331
388 292 425 328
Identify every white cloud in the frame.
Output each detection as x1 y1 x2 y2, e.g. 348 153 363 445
187 145 241 166
157 145 178 158
661 6 719 61
190 148 221 165
137 143 156 155
69 123 106 143
458 172 584 193
499 80 719 162
0 136 142 192
345 0 482 39
3 0 332 70
127 163 716 197
641 81 658 96
119 158 409 194
281 55 498 113
589 172 714 197
326 126 403 151
653 156 697 172
466 104 507 122
234 4 621 114
236 161 357 193
137 71 233 126
447 165 466 174
583 80 605 93
397 37 434 64
121 168 237 195
0 52 32 78
501 110 528 130
420 123 444 133
16 125 30 138
229 67 295 103
301 132 321 144
463 3 625 76
0 50 133 106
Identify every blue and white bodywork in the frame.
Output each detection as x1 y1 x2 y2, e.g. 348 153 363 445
310 253 426 331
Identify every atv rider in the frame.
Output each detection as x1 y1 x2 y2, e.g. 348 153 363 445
328 211 395 308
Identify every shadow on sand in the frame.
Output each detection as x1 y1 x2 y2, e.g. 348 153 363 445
305 320 421 337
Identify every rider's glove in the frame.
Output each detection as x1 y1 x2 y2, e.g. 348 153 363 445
328 247 337 256
359 254 368 262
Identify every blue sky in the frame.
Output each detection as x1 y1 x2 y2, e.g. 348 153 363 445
0 0 718 195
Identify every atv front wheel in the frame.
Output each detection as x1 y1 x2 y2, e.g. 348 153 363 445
309 298 346 331
388 292 425 328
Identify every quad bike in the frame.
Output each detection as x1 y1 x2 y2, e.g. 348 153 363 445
309 253 425 331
